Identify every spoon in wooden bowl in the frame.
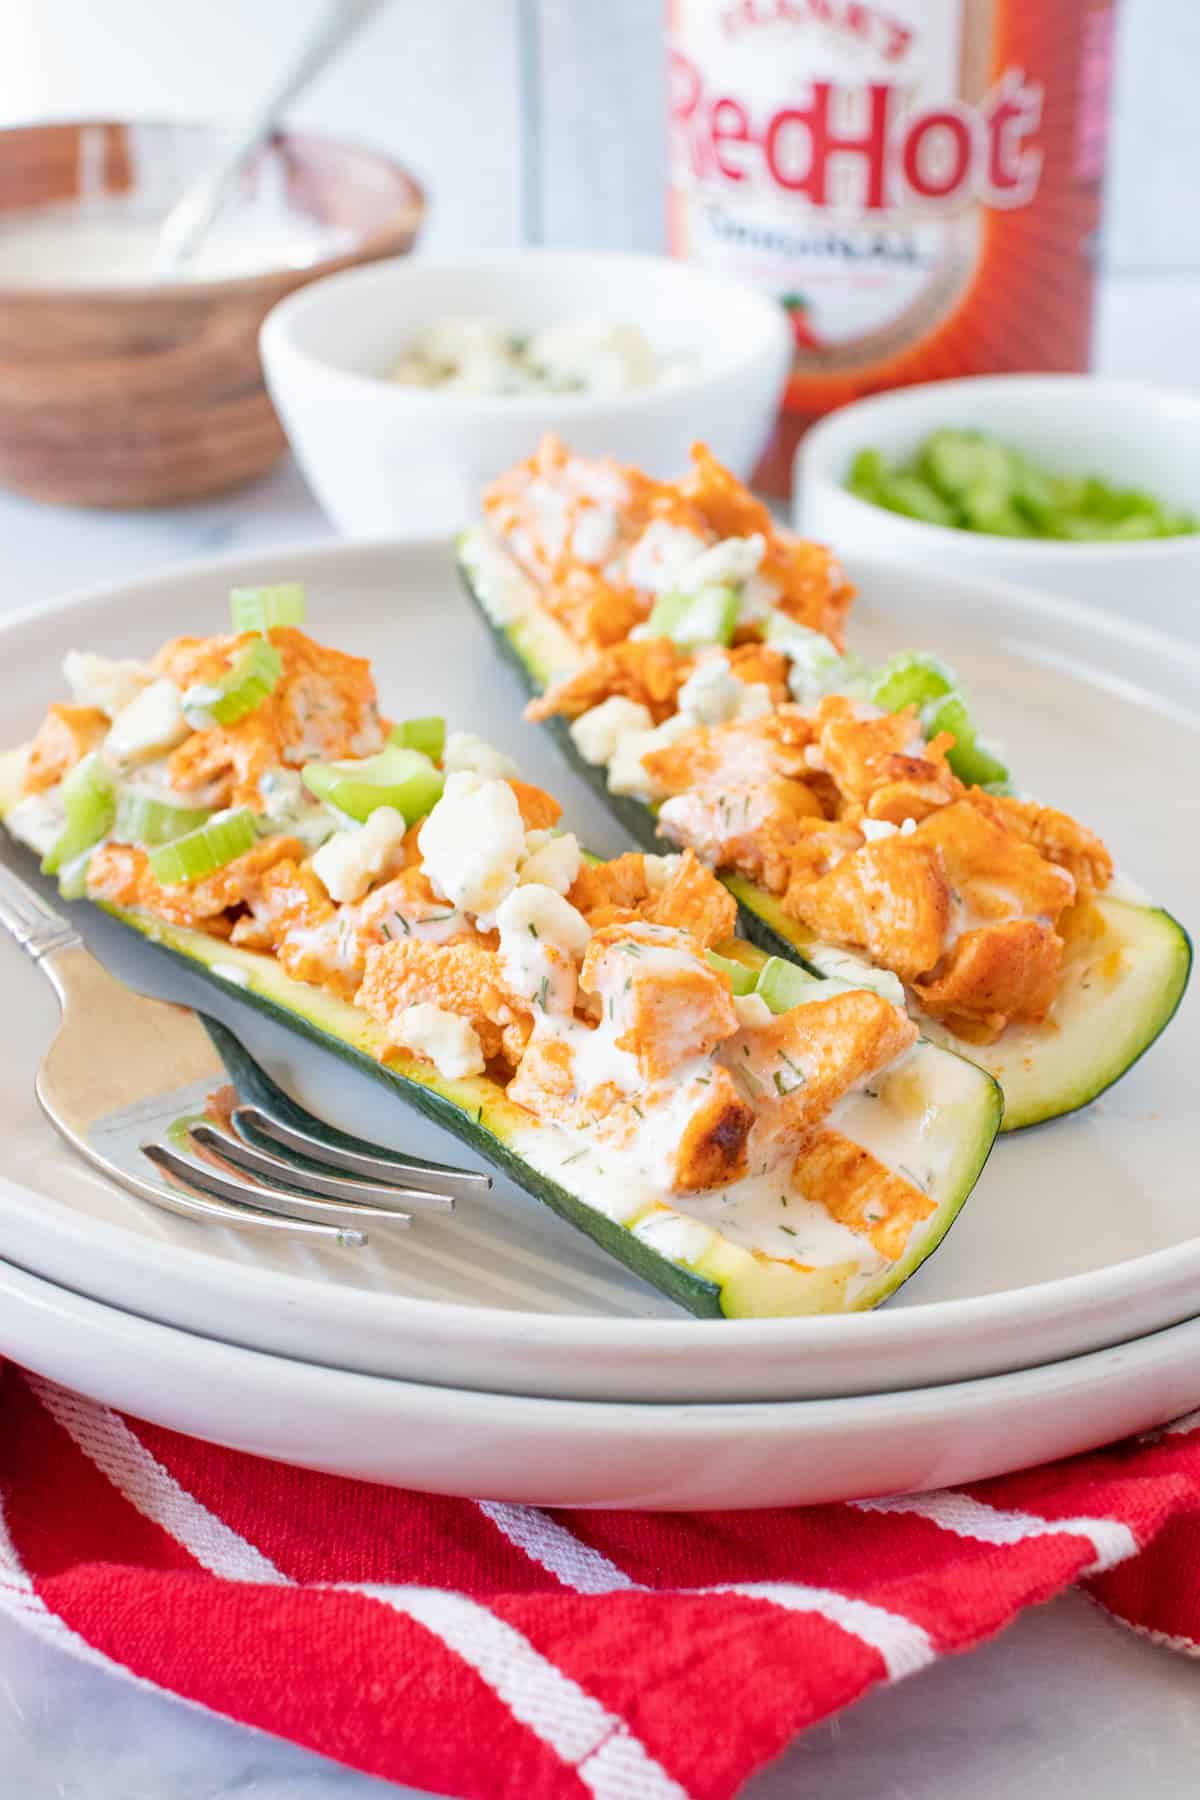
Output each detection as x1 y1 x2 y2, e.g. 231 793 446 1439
154 0 390 277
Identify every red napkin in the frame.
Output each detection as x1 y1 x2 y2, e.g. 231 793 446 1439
2 1360 1197 1800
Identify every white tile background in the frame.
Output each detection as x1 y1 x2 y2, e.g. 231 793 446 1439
0 0 1192 270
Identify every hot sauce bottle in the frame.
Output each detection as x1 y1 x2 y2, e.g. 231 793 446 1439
666 0 1117 492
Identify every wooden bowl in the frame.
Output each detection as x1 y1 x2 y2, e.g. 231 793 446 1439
0 120 425 508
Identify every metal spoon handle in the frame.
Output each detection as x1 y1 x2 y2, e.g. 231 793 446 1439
155 0 390 274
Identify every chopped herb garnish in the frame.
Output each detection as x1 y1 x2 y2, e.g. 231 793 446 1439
730 1062 765 1103
561 1148 588 1165
898 1163 929 1193
379 920 393 940
779 1224 797 1238
529 922 539 938
538 975 550 1011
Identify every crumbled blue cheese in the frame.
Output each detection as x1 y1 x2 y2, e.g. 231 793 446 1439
571 506 618 566
570 696 654 767
103 679 190 765
442 732 519 781
390 317 678 397
63 651 152 720
769 621 849 705
625 522 709 595
311 805 407 904
418 772 525 915
390 1003 486 1080
676 655 771 728
674 533 765 594
519 829 581 895
496 882 591 1015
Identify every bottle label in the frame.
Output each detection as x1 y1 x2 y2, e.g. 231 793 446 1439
666 0 1113 454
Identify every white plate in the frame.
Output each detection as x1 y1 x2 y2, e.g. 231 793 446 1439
0 540 1196 1403
2 1255 1199 1509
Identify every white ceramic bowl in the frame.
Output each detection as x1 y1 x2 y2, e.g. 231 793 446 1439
795 376 1200 641
260 249 791 537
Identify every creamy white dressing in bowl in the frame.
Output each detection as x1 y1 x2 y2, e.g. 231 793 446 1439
0 202 353 290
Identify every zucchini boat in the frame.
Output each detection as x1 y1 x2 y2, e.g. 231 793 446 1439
458 451 1191 1133
0 591 1000 1320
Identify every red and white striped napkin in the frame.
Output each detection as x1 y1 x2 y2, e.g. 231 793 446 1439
2 1361 1198 1800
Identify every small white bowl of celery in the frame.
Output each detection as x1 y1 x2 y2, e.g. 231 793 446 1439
795 376 1200 640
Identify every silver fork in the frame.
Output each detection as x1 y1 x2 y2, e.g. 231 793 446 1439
0 862 490 1246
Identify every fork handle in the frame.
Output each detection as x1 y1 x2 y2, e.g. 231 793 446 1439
0 863 84 961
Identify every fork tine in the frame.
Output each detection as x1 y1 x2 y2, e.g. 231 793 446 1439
231 1103 487 1201
191 1120 453 1214
142 1142 411 1235
131 1148 368 1245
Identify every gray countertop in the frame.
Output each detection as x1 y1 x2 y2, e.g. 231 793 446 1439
2 271 1197 1797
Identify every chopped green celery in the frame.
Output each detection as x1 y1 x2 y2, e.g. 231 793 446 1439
922 691 1010 786
754 956 827 1013
868 472 957 527
1057 512 1161 543
114 791 212 847
229 583 306 634
41 752 115 875
183 638 282 729
948 738 1010 786
846 428 1200 541
847 447 887 501
919 430 1016 501
869 651 956 713
389 715 446 762
705 949 758 996
647 585 739 648
148 809 257 886
302 745 444 824
960 481 1036 537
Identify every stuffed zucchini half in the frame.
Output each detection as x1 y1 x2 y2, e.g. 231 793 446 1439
458 440 1191 1132
0 586 1000 1319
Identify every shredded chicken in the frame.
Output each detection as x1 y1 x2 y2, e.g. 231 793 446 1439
23 704 108 794
793 1131 935 1263
526 637 688 725
357 937 533 1070
484 435 854 653
161 628 384 810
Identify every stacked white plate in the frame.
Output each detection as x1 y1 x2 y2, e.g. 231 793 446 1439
1 542 1196 1510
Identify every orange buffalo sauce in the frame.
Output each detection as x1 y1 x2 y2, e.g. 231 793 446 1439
666 0 1117 492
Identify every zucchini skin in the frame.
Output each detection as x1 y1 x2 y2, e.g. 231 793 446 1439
101 905 727 1318
99 903 997 1319
2 748 999 1318
456 542 1192 1132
